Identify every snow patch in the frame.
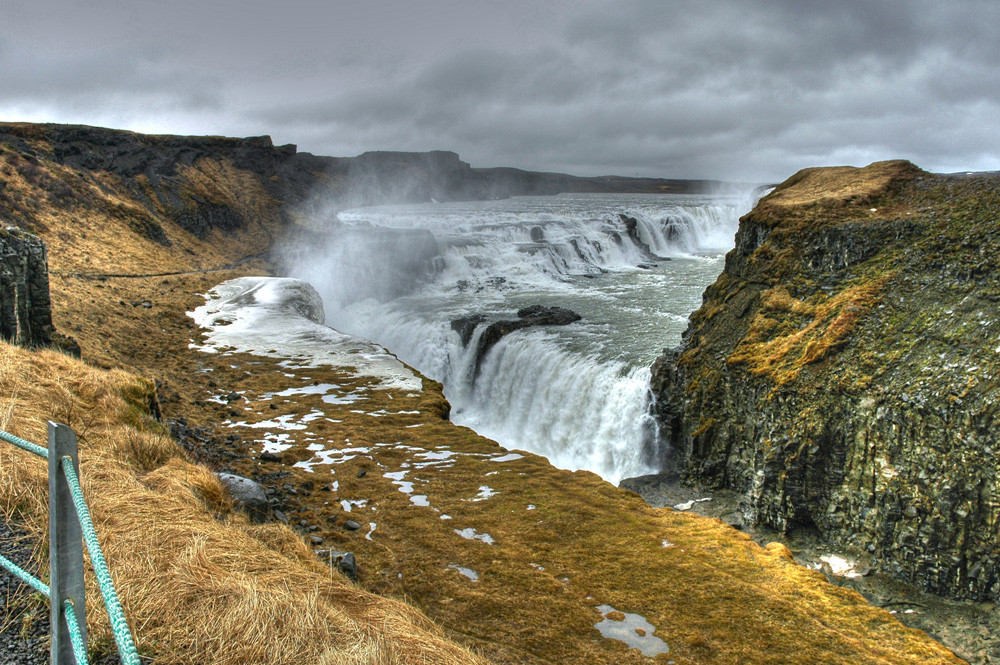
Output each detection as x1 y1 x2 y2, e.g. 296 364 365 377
188 277 421 391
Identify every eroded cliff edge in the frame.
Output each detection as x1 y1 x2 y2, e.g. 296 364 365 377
650 160 1000 601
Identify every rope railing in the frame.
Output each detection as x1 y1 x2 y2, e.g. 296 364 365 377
0 422 141 665
0 428 50 458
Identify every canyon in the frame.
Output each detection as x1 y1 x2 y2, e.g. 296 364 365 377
0 122 984 663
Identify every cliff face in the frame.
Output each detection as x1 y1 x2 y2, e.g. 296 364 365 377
651 160 1000 601
0 225 52 347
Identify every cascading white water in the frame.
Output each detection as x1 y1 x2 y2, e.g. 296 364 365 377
290 192 754 484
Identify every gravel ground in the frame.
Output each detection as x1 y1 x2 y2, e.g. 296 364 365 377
0 519 50 665
1 518 139 665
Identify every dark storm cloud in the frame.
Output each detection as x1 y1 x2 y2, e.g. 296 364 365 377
2 0 999 181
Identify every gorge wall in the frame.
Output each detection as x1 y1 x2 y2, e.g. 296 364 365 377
650 160 1000 601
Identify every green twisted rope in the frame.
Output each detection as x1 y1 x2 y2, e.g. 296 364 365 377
63 599 91 665
60 457 141 665
0 429 48 458
0 552 50 597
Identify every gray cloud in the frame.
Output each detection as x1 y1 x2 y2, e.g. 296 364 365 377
1 0 999 181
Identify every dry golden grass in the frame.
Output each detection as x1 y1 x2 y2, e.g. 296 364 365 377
758 160 925 212
0 142 281 279
727 276 891 385
0 341 490 665
149 339 961 665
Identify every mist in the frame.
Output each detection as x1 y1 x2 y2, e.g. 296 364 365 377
273 182 756 482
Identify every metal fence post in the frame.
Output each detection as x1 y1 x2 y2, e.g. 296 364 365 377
49 421 86 665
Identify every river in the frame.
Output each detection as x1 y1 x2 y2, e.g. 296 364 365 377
288 191 756 484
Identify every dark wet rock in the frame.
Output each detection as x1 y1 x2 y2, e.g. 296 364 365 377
0 226 53 348
529 225 545 242
216 473 270 523
316 549 358 581
617 214 663 262
648 162 1000 602
344 520 362 531
259 451 282 463
515 305 582 325
225 391 241 402
356 469 367 478
168 417 248 468
450 314 487 346
451 305 582 378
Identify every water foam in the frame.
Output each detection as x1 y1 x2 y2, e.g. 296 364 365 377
288 193 752 483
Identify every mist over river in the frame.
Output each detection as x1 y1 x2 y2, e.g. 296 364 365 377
289 192 757 484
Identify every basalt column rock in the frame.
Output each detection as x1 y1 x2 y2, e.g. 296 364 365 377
0 225 53 347
649 161 1000 602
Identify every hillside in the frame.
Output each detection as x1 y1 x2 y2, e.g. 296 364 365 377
651 160 1000 603
0 123 965 664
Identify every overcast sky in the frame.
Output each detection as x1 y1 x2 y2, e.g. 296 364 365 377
2 0 998 182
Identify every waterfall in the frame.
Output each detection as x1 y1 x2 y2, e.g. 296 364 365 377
287 192 750 484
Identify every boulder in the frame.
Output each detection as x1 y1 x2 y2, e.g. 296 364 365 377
316 549 357 581
216 473 270 523
515 305 581 326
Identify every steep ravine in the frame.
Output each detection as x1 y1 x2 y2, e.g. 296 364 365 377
0 123 970 663
649 161 1000 607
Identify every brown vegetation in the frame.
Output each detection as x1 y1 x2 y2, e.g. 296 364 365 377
727 275 891 385
0 129 966 664
0 341 489 664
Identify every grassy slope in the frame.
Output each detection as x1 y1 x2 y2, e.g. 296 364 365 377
0 342 489 665
0 133 964 664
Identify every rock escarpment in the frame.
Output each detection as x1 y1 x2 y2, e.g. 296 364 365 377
0 225 53 347
650 160 1000 601
0 122 721 237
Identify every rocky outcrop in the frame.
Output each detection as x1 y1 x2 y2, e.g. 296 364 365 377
0 226 53 347
649 160 1000 601
618 213 664 262
452 305 582 377
216 473 271 523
